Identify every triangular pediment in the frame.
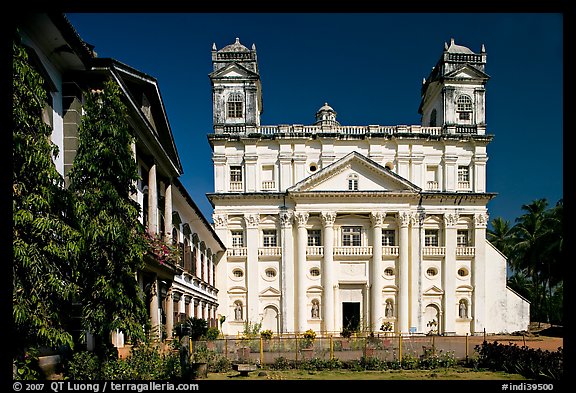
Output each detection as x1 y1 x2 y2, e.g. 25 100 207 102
287 151 421 193
209 63 259 79
423 285 445 296
445 64 489 80
260 286 281 297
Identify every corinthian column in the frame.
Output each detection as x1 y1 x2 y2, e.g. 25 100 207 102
370 211 385 332
397 211 410 333
443 212 458 335
164 181 172 243
321 211 337 333
473 212 488 334
244 213 260 323
279 209 294 333
294 211 309 333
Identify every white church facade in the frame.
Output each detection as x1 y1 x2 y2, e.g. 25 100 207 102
208 38 530 336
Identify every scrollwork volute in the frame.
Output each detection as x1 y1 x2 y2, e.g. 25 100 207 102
370 211 386 228
293 211 309 227
444 213 459 227
320 211 337 227
475 212 488 228
410 212 425 227
397 211 411 228
212 213 227 228
243 213 260 228
279 210 293 228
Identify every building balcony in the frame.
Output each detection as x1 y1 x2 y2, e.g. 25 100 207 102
382 246 399 256
423 246 446 257
261 180 276 190
258 247 282 257
229 181 243 191
456 246 475 257
227 247 247 259
333 246 373 257
306 246 324 256
426 181 439 190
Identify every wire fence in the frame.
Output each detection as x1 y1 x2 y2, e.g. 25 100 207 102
190 333 488 365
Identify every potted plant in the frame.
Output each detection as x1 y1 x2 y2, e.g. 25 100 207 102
302 329 316 349
260 329 273 340
427 319 438 335
340 326 353 350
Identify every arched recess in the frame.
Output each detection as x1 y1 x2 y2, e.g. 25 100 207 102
261 305 279 333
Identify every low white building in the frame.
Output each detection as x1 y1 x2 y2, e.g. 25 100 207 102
207 38 529 336
17 14 225 347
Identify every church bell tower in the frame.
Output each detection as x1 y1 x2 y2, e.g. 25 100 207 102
419 38 489 135
209 38 263 133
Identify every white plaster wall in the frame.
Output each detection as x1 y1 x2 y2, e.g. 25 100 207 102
484 241 530 333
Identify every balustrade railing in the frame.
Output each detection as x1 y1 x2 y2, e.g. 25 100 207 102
333 246 373 256
423 246 446 256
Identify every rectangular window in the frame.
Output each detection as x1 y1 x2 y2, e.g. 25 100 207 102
307 229 322 246
458 111 471 120
263 230 277 247
231 230 244 248
457 230 469 247
230 166 243 182
227 101 243 118
382 230 396 246
458 166 469 182
425 229 439 247
342 226 362 246
348 178 358 191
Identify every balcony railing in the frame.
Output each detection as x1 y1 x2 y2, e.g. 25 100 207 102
216 124 444 136
306 246 324 256
261 180 276 190
426 181 439 190
423 246 446 256
230 181 243 191
227 247 248 257
334 246 373 256
456 247 475 257
258 247 282 256
382 246 400 256
457 181 470 190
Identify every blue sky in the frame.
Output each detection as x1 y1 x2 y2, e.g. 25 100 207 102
66 13 563 227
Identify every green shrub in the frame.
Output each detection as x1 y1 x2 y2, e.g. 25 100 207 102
204 327 220 341
65 351 101 380
209 355 232 373
270 356 293 370
101 358 135 380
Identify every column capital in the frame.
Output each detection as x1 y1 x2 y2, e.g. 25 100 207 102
370 211 386 228
444 212 459 228
320 211 337 227
397 211 411 228
474 212 489 228
294 211 309 228
280 209 293 228
410 211 425 227
213 213 227 228
243 213 260 228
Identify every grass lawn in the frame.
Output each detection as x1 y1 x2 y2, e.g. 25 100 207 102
205 366 527 380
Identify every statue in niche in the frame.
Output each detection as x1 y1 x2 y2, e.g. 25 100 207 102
311 301 320 318
234 303 243 320
385 300 394 318
459 300 467 318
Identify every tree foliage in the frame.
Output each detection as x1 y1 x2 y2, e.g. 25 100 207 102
488 198 563 324
68 79 148 355
12 35 80 358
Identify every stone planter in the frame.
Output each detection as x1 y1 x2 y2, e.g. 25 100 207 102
301 348 314 360
189 362 208 379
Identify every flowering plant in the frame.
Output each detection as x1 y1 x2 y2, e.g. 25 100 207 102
143 231 180 266
302 329 316 348
380 321 393 332
260 329 273 340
